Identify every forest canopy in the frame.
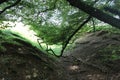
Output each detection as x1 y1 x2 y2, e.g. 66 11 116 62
0 0 120 56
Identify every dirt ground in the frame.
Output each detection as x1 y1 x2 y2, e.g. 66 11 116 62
60 31 120 80
0 30 120 80
0 43 69 80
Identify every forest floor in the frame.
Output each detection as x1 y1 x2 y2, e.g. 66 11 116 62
60 30 120 80
0 30 69 80
0 30 120 80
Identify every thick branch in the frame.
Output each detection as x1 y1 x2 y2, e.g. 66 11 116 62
0 0 21 14
67 0 120 29
58 0 98 57
104 6 120 17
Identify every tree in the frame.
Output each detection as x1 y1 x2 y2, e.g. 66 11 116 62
0 0 21 14
1 0 120 56
66 0 120 29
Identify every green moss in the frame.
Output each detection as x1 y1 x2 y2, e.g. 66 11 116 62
0 30 26 52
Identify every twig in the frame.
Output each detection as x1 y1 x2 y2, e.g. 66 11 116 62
91 18 96 32
37 39 44 49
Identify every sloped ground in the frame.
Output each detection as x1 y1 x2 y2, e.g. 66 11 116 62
1 30 120 80
0 30 69 80
60 31 120 80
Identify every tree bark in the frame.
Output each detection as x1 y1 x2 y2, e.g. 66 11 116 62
67 0 120 29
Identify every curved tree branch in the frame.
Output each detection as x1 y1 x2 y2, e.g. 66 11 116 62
58 16 92 57
0 0 21 14
58 0 99 57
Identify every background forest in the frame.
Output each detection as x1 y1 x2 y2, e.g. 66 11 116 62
0 0 120 80
0 0 120 56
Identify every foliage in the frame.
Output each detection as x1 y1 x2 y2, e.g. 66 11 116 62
0 30 28 52
0 0 120 55
98 45 120 62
